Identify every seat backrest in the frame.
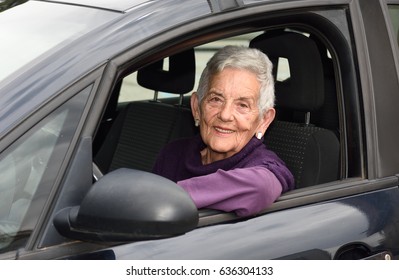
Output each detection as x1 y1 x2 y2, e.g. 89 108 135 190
309 34 340 136
250 30 340 188
94 49 197 173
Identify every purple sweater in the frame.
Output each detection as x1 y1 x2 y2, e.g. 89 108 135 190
152 135 294 217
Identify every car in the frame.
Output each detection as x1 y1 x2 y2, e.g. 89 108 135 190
0 0 399 260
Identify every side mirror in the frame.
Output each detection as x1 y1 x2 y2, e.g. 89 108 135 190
54 168 198 241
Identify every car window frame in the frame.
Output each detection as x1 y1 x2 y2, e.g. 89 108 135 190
386 2 399 89
99 4 366 228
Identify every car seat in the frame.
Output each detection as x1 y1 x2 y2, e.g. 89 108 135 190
94 49 197 173
250 30 340 188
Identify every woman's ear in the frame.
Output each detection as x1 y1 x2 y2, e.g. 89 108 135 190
257 108 276 135
190 92 200 120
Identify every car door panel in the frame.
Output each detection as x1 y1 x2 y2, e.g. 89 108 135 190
85 185 399 260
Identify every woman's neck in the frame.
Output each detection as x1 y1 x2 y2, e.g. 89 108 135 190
200 147 231 165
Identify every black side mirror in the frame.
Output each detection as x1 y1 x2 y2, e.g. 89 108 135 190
54 168 198 242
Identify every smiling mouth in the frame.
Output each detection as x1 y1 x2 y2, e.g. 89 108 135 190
214 127 235 134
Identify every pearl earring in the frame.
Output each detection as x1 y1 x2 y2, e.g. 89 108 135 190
256 132 263 140
195 119 200 127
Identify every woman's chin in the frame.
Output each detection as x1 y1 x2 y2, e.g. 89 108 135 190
208 141 238 155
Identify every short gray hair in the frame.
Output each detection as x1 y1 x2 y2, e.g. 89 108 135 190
196 45 275 115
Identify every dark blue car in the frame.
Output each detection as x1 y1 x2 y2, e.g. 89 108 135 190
1 0 399 260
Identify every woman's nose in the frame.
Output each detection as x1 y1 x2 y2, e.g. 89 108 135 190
218 102 234 121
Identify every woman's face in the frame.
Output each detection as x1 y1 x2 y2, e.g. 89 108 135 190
191 67 275 163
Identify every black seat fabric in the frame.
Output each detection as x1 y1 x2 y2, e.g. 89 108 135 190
251 31 325 112
95 49 197 173
250 31 340 188
264 121 339 188
137 49 195 95
310 35 340 136
95 102 196 172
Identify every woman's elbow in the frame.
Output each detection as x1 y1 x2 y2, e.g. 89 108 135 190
235 179 282 217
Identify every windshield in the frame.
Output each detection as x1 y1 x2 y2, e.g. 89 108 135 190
0 1 119 82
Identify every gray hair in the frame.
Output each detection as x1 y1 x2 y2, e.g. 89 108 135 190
196 45 275 115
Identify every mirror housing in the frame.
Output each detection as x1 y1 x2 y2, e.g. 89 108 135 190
54 168 198 241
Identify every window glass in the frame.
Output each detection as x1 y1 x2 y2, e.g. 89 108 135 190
118 32 262 103
388 5 399 49
276 57 291 81
0 87 90 253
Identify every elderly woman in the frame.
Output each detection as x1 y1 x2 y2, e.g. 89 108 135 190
152 45 294 217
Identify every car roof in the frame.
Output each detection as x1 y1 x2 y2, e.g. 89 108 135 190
35 0 151 12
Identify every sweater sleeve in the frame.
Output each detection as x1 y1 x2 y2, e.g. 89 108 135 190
177 166 282 217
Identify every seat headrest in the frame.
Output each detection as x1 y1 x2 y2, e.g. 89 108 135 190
250 31 324 112
137 49 195 94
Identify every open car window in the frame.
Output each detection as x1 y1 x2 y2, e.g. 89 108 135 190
92 6 360 227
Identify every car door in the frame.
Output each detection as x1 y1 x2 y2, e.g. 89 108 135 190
86 0 398 260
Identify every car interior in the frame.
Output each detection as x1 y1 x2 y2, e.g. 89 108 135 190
92 26 343 225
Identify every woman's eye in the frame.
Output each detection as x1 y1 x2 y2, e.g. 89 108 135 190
209 96 223 103
236 102 250 110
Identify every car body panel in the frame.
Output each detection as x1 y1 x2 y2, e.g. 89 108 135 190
353 0 399 178
63 184 399 260
41 0 152 12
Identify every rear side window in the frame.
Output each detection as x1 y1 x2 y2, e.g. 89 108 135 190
118 33 262 104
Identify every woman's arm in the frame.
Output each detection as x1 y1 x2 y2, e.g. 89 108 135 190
177 166 282 217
